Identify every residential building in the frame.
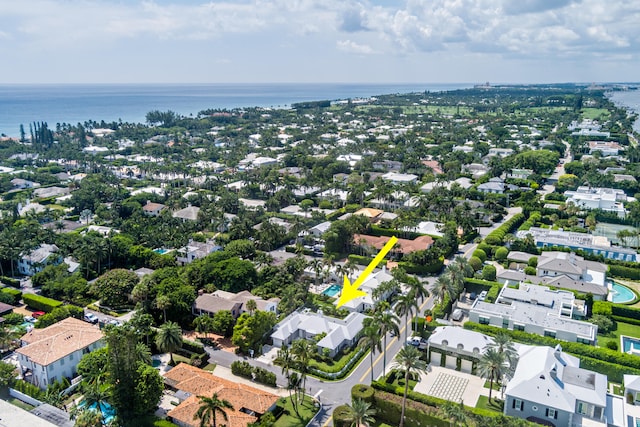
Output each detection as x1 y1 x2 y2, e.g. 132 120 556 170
564 187 630 218
165 364 279 427
309 221 332 237
588 141 621 156
508 168 534 180
477 177 505 194
175 239 221 265
381 172 418 184
427 326 496 373
623 375 640 426
193 290 279 319
353 234 434 257
505 345 607 426
32 186 70 199
337 267 394 313
270 310 366 357
16 318 104 389
421 177 473 193
142 201 166 217
488 147 514 157
172 205 200 222
468 283 598 345
18 244 61 276
517 228 639 262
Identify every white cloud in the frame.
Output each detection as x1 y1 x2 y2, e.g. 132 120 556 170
337 39 376 54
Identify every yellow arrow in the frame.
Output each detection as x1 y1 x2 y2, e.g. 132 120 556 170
337 236 398 308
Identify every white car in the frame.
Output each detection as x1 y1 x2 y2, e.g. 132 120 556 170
451 309 464 321
478 291 488 301
24 316 36 323
84 313 99 324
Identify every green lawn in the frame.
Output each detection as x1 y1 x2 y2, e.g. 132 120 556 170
385 370 418 390
273 396 319 427
483 380 501 391
581 108 610 120
598 321 640 349
308 347 360 372
611 383 624 396
475 395 504 413
7 397 35 411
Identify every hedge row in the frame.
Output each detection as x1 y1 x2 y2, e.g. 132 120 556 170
230 360 277 387
609 265 640 280
369 225 425 240
463 322 640 380
182 338 206 355
0 287 22 305
22 293 63 312
12 379 44 400
310 347 367 380
518 211 541 232
484 213 525 246
592 301 640 321
0 276 20 288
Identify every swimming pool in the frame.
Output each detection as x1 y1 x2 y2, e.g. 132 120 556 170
622 336 640 355
80 400 116 424
153 248 170 255
323 284 341 297
610 282 636 304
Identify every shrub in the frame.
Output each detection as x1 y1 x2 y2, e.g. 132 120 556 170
0 287 22 305
528 256 538 268
473 249 487 262
351 384 374 403
469 256 483 272
2 312 24 325
482 265 497 281
609 265 640 280
332 405 352 427
606 341 619 351
181 338 206 355
13 379 44 400
589 314 614 333
0 277 20 288
22 293 63 312
230 360 253 379
524 266 536 275
494 247 509 261
253 367 277 387
592 301 613 316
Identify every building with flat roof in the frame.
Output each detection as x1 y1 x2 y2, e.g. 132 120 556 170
517 227 638 262
564 186 630 218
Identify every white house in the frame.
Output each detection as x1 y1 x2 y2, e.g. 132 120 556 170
338 267 394 313
16 318 104 389
18 244 61 276
270 310 366 357
176 239 221 265
505 345 608 426
381 172 418 185
172 205 200 222
193 290 279 319
142 201 166 217
564 187 630 218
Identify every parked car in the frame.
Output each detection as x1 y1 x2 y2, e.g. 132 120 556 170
108 319 120 326
84 313 99 324
407 336 421 347
32 311 46 319
24 316 36 323
478 291 488 301
451 309 464 321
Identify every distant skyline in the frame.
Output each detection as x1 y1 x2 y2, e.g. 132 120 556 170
1 0 639 84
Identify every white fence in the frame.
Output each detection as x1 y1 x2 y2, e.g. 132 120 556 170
9 387 43 407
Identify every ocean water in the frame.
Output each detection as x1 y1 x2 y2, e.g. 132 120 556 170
607 89 640 132
0 83 471 137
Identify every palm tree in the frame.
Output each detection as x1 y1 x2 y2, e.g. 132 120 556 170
81 381 112 421
245 299 257 315
344 398 376 427
0 324 20 352
477 347 508 401
358 325 382 383
155 294 172 322
391 345 428 427
488 332 519 370
375 311 400 377
276 346 300 416
395 291 418 341
442 401 467 427
72 408 102 427
291 339 315 401
155 321 183 365
134 342 152 365
432 274 455 305
194 392 234 427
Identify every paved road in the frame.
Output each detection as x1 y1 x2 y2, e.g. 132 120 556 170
205 290 437 427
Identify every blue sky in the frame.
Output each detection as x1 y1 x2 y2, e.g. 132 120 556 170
0 0 638 84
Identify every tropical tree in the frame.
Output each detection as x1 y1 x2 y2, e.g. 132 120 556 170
134 342 152 366
394 291 418 341
194 392 234 427
375 311 400 377
155 294 172 323
245 299 257 316
81 381 112 421
432 274 455 305
291 338 315 402
442 401 467 427
477 347 508 401
155 321 183 365
0 324 20 352
72 408 102 427
276 346 300 416
391 345 428 427
488 332 519 370
343 398 376 427
358 325 382 383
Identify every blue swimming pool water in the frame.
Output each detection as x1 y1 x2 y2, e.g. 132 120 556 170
80 400 116 424
323 284 341 297
611 282 636 304
622 336 640 354
153 248 169 255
